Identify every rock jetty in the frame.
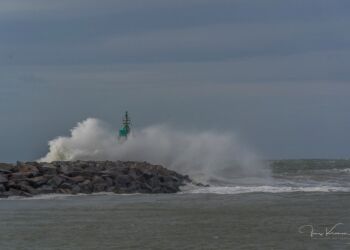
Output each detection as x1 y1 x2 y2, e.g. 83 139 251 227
0 161 192 198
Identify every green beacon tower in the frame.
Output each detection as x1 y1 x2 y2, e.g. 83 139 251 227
119 111 131 139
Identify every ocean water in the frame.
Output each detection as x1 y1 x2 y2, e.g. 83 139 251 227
1 161 350 249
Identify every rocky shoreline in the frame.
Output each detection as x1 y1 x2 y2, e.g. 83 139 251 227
0 161 193 198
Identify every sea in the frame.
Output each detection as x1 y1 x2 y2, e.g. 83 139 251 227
1 160 350 250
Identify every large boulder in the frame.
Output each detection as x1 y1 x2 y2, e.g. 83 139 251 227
79 180 93 193
59 163 83 176
93 183 108 192
16 181 38 195
0 174 8 184
47 175 65 187
27 176 49 188
0 163 15 173
38 164 57 175
66 175 85 183
17 162 39 176
71 185 81 194
37 185 55 194
10 172 27 180
60 182 74 190
92 175 105 184
4 188 27 197
0 184 6 192
115 174 132 187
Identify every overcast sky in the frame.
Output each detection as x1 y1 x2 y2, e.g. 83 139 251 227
1 0 350 162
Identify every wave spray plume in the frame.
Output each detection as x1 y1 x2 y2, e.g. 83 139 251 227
39 118 268 183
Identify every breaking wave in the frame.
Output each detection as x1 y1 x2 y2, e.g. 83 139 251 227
39 118 268 183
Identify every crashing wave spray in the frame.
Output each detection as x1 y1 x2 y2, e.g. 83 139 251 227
39 118 269 183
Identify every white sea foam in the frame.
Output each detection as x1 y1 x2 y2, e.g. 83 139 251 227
183 185 350 194
1 193 77 200
2 186 349 200
333 168 350 173
0 192 138 201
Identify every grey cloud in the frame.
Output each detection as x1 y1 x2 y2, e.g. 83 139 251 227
3 47 350 88
2 18 350 74
1 0 350 161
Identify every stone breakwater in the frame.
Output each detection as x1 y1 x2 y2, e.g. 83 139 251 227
0 161 193 198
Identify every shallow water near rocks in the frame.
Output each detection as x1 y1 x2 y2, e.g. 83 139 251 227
1 192 350 250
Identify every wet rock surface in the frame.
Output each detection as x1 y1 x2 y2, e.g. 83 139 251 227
0 161 192 198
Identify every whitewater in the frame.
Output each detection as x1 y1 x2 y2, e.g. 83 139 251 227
38 118 350 196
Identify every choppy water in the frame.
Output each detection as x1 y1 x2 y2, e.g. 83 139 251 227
1 160 350 249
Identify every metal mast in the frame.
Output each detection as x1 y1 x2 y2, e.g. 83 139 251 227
119 111 131 138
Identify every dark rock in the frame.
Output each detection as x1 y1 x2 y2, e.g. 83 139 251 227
83 164 100 174
104 161 124 170
106 186 115 192
194 182 210 187
67 175 85 183
27 176 49 187
37 185 55 194
19 183 38 195
17 163 39 175
0 163 15 172
59 164 73 174
24 162 41 167
164 182 180 193
92 175 105 184
60 182 73 190
103 176 114 187
4 188 22 196
140 182 153 192
142 171 154 180
129 168 142 179
79 180 92 193
147 176 161 188
71 185 81 194
115 175 132 187
38 164 57 175
0 174 8 184
127 181 142 192
58 188 72 194
5 188 32 197
0 169 12 174
59 164 83 176
47 175 64 187
0 193 9 198
10 172 27 180
6 180 16 188
93 183 107 192
0 160 193 198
